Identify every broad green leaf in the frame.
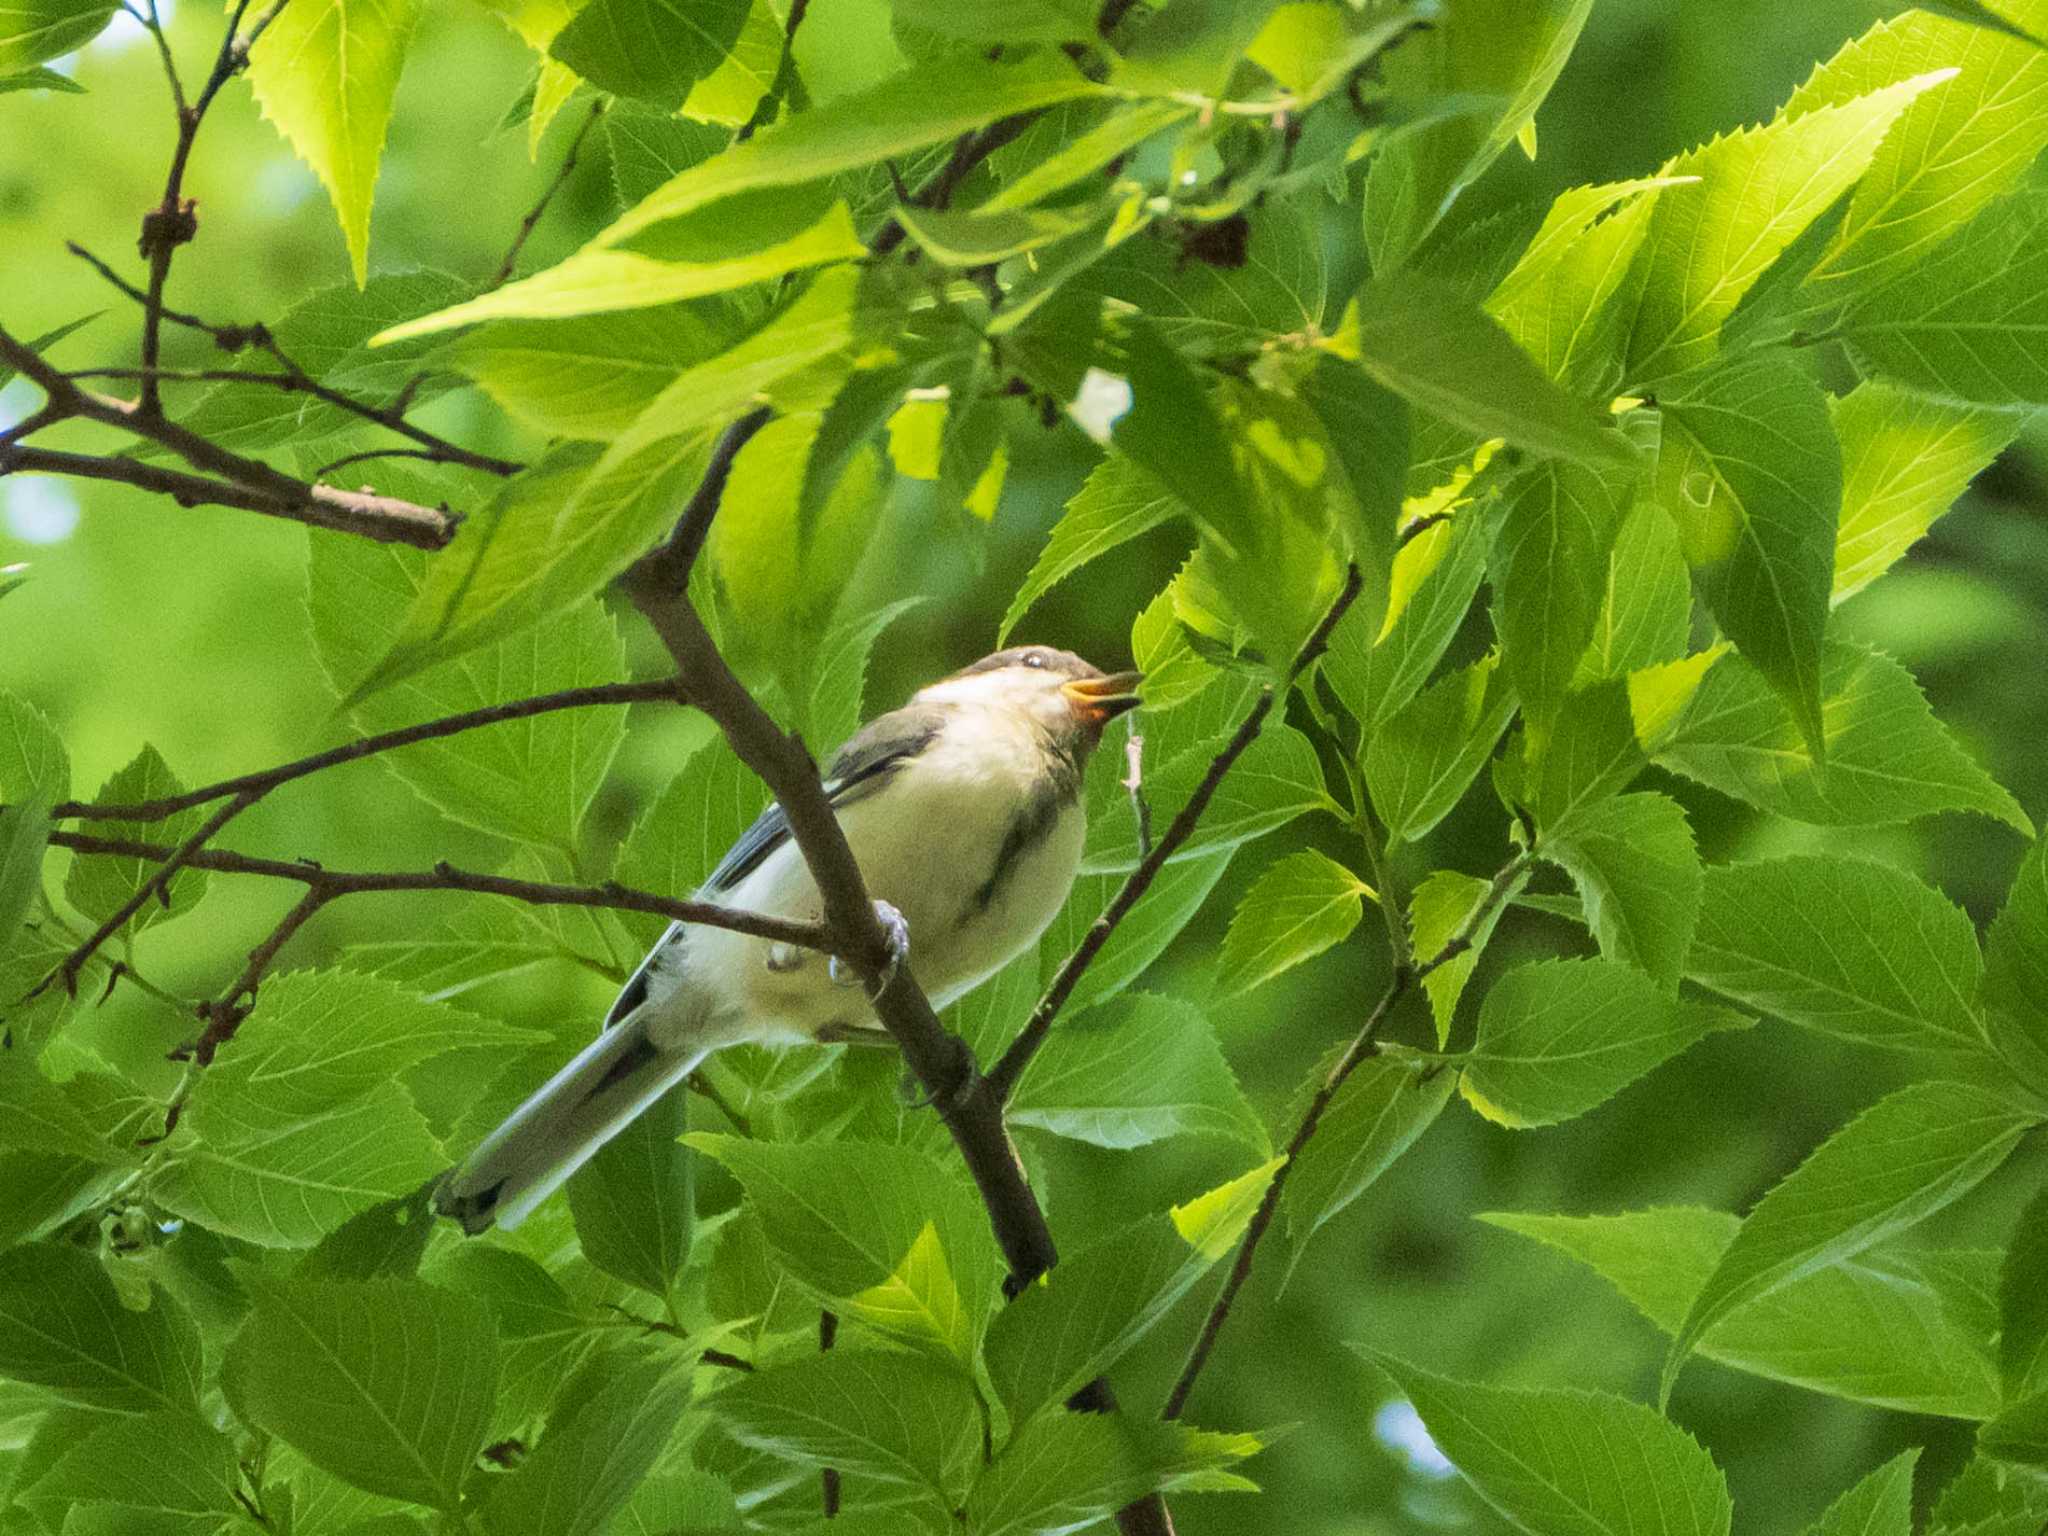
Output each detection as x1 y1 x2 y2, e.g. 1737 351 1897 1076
248 0 423 284
1834 189 2048 406
1301 354 1408 645
18 1410 241 1532
0 1244 201 1412
566 1082 691 1299
0 0 112 70
0 798 48 968
1521 675 1651 834
0 1055 128 1164
426 1246 601 1430
1363 0 1593 269
1577 500 1696 685
687 1135 1001 1340
846 1220 970 1363
981 100 1192 212
715 1348 977 1498
805 596 922 754
1493 183 1667 394
1283 1051 1456 1279
1372 1352 1732 1536
1352 273 1636 468
1009 992 1264 1150
1662 1080 2040 1403
1484 1208 2000 1419
1984 1390 2048 1472
896 201 1102 266
1658 644 2029 832
443 301 738 440
1000 458 1179 644
1409 869 1509 1045
1687 854 1988 1055
1912 0 2048 47
1786 11 2048 302
62 746 205 940
1927 1453 2048 1529
1830 381 2019 604
1986 838 2048 1046
156 1082 446 1247
300 1185 436 1282
200 969 544 1131
1038 846 1235 1014
1625 70 1952 384
1494 456 1634 724
481 1339 692 1536
1367 656 1520 844
175 272 471 454
548 0 747 107
0 63 83 89
358 270 862 697
342 902 567 1003
2001 1178 2048 1399
1112 0 1281 96
1321 512 1489 733
1541 791 1701 990
986 1162 1276 1430
965 1415 1258 1536
308 511 633 851
1459 958 1746 1128
1216 849 1374 997
894 0 1094 43
1653 354 1840 757
0 691 68 803
613 739 769 949
227 1274 498 1508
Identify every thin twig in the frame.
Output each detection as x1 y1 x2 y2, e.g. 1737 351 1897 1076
736 0 811 142
57 679 681 823
626 408 773 596
871 114 1040 257
986 565 1368 1105
1161 851 1533 1421
490 98 607 291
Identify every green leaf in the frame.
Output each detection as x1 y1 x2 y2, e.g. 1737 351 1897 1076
1352 273 1636 468
1657 643 2029 832
966 1415 1258 1536
1112 0 1280 96
0 0 112 69
0 1055 127 1164
1371 1352 1732 1536
2001 1178 2048 1399
18 1410 241 1533
1831 381 2019 605
342 902 567 1002
1494 457 1635 724
1834 188 2048 406
0 313 98 396
1459 958 1746 1128
1653 355 1841 757
226 1274 498 1508
443 301 739 441
1625 69 1952 384
1409 870 1510 1046
1576 501 1695 685
613 739 769 949
1363 0 1593 269
247 0 424 285
60 746 205 940
896 201 1102 266
1484 1208 2002 1420
687 1135 1001 1341
1083 723 1332 873
1986 838 2048 1047
986 1161 1276 1430
0 797 49 969
156 1081 446 1247
566 1081 691 1299
1009 992 1264 1150
806 596 923 755
1661 1079 2040 1403
0 61 84 89
894 0 1094 43
1000 458 1179 644
715 1348 977 1499
0 1244 201 1412
481 1339 692 1536
1322 512 1490 733
0 691 68 804
1540 791 1702 990
1283 1051 1456 1279
1686 853 1988 1055
1038 847 1235 1015
426 1246 601 1430
1367 655 1520 844
1787 11 2048 303
1216 849 1374 997
300 1185 436 1282
548 0 747 107
1491 183 1670 395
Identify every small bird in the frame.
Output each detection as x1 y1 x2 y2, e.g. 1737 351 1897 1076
436 646 1142 1233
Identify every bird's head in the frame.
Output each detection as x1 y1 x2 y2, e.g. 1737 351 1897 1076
918 646 1143 745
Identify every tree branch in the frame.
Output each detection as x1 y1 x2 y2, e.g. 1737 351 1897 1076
1161 850 1532 1421
986 564 1368 1105
490 97 607 291
870 113 1040 257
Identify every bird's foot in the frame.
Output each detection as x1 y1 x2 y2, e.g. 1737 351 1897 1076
828 900 910 996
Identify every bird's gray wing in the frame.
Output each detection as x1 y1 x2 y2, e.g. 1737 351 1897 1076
601 704 946 1029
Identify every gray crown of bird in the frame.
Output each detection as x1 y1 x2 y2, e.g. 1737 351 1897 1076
436 646 1142 1234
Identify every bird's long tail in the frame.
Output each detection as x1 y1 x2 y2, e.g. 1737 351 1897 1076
434 1007 707 1235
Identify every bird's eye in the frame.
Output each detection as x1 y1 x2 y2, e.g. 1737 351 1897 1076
1024 652 1046 669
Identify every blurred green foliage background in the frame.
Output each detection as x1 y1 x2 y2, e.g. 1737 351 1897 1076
4 2 2046 1529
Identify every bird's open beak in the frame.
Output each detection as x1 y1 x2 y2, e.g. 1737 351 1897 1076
1062 671 1144 725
